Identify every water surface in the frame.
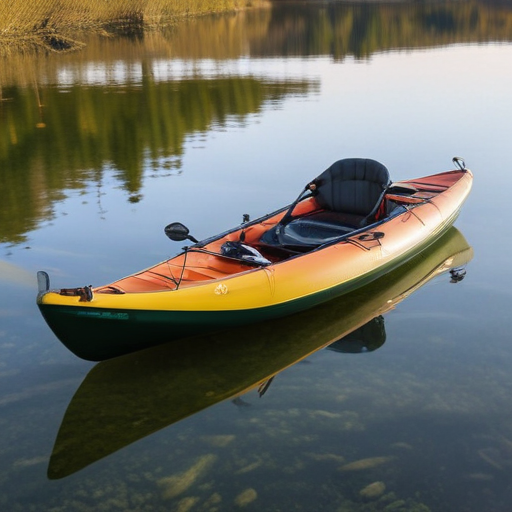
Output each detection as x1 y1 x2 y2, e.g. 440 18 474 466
1 1 512 511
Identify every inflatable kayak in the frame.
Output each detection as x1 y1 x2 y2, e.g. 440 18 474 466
37 157 473 360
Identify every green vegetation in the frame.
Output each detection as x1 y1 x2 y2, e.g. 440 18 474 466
2 0 511 55
0 76 312 244
0 0 266 53
259 1 512 59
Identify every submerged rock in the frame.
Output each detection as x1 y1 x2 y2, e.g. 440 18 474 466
201 434 235 447
176 496 200 512
309 409 342 419
205 492 222 506
478 448 504 470
360 481 386 499
478 435 512 470
234 488 258 507
158 454 217 499
12 455 47 468
339 456 393 471
390 442 413 451
236 459 264 474
305 452 345 464
467 472 494 481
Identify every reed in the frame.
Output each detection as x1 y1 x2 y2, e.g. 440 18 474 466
0 0 264 52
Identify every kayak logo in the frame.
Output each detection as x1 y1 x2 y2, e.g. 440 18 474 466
214 283 228 295
76 310 129 320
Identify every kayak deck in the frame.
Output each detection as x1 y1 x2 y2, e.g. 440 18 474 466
94 170 460 295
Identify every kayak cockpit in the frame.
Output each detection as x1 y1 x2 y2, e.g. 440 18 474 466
89 161 465 295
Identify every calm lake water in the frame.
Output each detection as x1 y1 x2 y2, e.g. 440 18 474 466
1 1 512 511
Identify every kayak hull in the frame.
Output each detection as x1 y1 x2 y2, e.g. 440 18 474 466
37 165 473 360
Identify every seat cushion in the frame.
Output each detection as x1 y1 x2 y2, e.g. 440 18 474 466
313 158 390 217
260 211 356 249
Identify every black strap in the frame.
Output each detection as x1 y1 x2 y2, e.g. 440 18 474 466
275 184 313 235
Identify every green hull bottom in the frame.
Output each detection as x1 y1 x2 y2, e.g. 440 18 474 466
40 280 376 361
39 218 458 361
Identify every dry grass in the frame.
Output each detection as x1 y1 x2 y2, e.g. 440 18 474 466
0 0 265 53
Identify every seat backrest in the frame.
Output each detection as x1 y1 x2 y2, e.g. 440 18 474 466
313 158 390 217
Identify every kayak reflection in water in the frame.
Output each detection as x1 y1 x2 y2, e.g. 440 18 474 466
327 316 386 354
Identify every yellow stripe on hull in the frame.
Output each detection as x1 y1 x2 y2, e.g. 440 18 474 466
39 169 472 314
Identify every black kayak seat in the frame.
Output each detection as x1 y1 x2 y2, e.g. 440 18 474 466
260 158 391 250
312 158 391 223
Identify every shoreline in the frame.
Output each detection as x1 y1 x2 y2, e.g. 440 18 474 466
0 0 269 54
